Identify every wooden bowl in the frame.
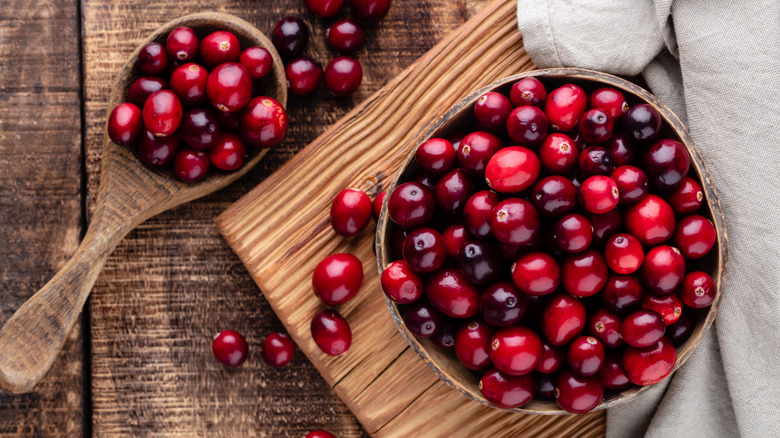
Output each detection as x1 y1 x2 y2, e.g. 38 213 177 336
374 68 728 414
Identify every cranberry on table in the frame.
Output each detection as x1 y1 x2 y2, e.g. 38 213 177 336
325 56 362 97
506 105 548 147
200 31 241 68
531 176 577 217
622 337 676 385
434 168 477 213
179 108 221 150
348 0 392 22
604 233 644 274
286 57 324 95
381 260 423 304
212 330 248 367
607 133 639 166
143 90 183 137
509 76 546 107
579 175 619 214
312 253 363 305
456 131 504 176
170 63 209 107
511 251 560 296
555 369 604 413
108 103 143 145
138 42 168 75
387 181 435 229
561 248 608 297
586 209 623 246
553 213 593 253
567 336 605 377
673 215 716 259
624 194 676 246
587 308 624 348
544 83 587 132
480 282 527 327
538 133 578 175
479 368 535 409
271 17 309 59
463 190 500 238
209 132 246 171
372 191 385 221
485 146 540 193
621 309 666 348
458 240 503 286
305 430 336 438
442 224 467 258
601 273 643 313
666 176 704 215
589 87 628 122
137 129 179 167
578 146 614 178
642 292 683 325
327 19 365 53
490 198 541 246
330 188 372 237
404 300 443 338
305 0 344 17
641 245 686 294
415 138 455 174
542 293 587 346
600 353 631 391
454 319 494 370
240 96 288 148
489 326 542 376
261 332 295 367
611 165 649 205
474 92 512 132
311 310 352 356
173 148 209 183
679 271 717 308
536 342 565 373
240 47 274 80
426 267 480 318
623 103 661 143
128 76 167 108
578 108 613 144
667 311 696 345
643 139 690 190
403 228 447 273
207 62 252 112
166 26 199 62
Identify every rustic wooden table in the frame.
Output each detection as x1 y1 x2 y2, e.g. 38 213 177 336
0 0 491 436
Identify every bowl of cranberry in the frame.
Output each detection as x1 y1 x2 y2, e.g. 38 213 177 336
375 68 727 414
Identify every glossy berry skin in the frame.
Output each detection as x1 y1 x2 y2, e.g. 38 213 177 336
607 133 639 166
108 103 143 145
621 310 666 348
578 108 613 144
463 190 500 238
416 138 455 174
435 168 477 214
143 90 183 137
285 57 323 95
536 342 565 373
490 326 543 376
454 320 494 370
442 224 467 258
431 319 457 349
372 191 385 221
641 245 686 294
511 251 560 296
381 260 424 304
348 0 391 22
173 148 209 183
179 108 221 150
413 172 437 191
611 165 649 205
128 76 167 108
388 227 408 261
387 181 435 229
531 176 577 217
643 139 690 190
166 27 199 62
403 228 447 273
209 132 246 171
212 330 248 367
137 129 179 167
561 249 608 297
200 31 241 68
207 62 252 112
330 188 372 237
567 336 605 377
474 92 512 132
679 271 717 308
542 293 587 346
490 198 541 247
579 175 619 214
586 209 623 247
509 77 546 107
457 131 503 176
404 301 443 338
271 17 309 59
622 337 676 386
325 56 362 97
555 369 604 413
624 194 676 246
535 373 557 399
538 133 578 175
601 273 643 313
673 215 716 259
667 312 696 345
545 84 587 132
480 282 527 327
578 146 614 178
623 104 661 143
170 63 209 107
479 368 535 409
261 333 295 367
305 431 336 438
589 87 628 122
485 147 540 193
506 106 548 147
311 310 352 356
604 233 644 274
305 0 344 17
600 353 631 391
327 19 365 53
426 267 480 318
240 47 274 79
553 213 593 253
458 241 502 286
666 177 703 215
642 292 683 325
240 96 288 148
312 253 363 305
138 42 168 75
587 308 624 348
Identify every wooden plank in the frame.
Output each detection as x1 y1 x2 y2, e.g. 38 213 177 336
0 0 85 435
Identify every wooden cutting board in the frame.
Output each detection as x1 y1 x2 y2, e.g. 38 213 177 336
216 0 606 436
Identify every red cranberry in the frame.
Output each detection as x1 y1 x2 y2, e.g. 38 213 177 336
387 181 434 228
330 188 372 237
404 300 443 338
137 129 179 167
607 133 639 166
588 308 624 348
143 90 183 137
442 224 467 258
621 309 666 348
604 233 644 274
207 63 252 113
173 148 209 183
166 26 199 62
545 84 586 132
324 56 362 97
312 253 363 305
413 171 438 191
474 92 512 132
214 109 241 131
589 87 628 122
372 191 385 221
642 292 683 325
666 177 704 215
240 47 274 80
625 194 676 246
585 210 621 247
179 108 221 150
305 0 344 17
567 336 605 377
601 273 643 313
305 431 335 438
463 190 499 238
491 198 540 246
599 353 631 391
381 260 423 304
644 139 690 190
138 42 168 75
286 57 323 95
458 240 503 286
431 319 457 349
509 77 546 107
479 368 535 408
611 165 649 205
622 337 676 385
536 342 565 373
480 282 527 327
623 104 661 143
485 146 540 193
561 249 608 297
426 268 480 318
434 168 478 214
553 213 593 253
542 293 586 346
272 17 309 59
506 106 548 147
569 131 587 152
327 19 365 53
579 175 619 214
170 63 208 107
538 133 578 175
128 76 167 108
510 251 560 296
240 96 288 148
679 271 716 309
667 311 696 345
108 103 143 145
490 326 542 376
642 245 685 294
261 332 295 367
555 369 604 413
212 330 248 367
348 0 391 22
531 176 577 217
403 228 447 273
416 138 455 174
209 132 245 171
578 146 614 177
578 108 613 144
457 131 503 176
673 215 716 259
535 373 557 399
200 31 241 68
311 310 352 356
454 319 494 370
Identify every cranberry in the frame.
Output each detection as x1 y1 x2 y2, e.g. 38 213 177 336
404 300 443 338
261 332 295 367
642 292 683 325
604 233 644 274
624 194 675 246
679 271 716 309
413 172 438 191
434 168 478 214
305 431 335 438
500 237 541 260
426 267 480 318
312 253 363 305
667 311 696 345
442 224 467 258
403 228 447 273
480 282 527 327
330 188 372 237
506 106 548 147
380 260 423 304
538 133 578 175
143 90 183 137
348 0 391 22
179 108 221 149
431 319 457 349
137 129 179 167
170 63 208 107
567 336 605 377
535 373 557 399
372 191 385 221
599 353 631 391
555 369 604 413
324 56 362 97
311 310 352 356
207 62 252 113
623 104 661 143
286 57 323 95
643 139 690 190
166 27 199 62
387 181 435 228
212 330 248 367
490 198 540 246
458 240 502 286
509 251 558 296
509 77 546 107
454 319 494 370
621 309 666 348
589 87 628 122
272 17 309 59
579 175 619 214
536 342 565 373
128 76 167 108
457 131 503 176
415 138 455 174
641 245 685 294
214 109 241 132
209 132 245 171
531 176 577 217
305 0 344 17
545 84 587 132
240 96 288 148
200 31 241 68
569 131 587 152
578 146 614 177
666 177 704 215
586 209 623 247
479 368 535 409
606 133 639 166
601 273 643 313
611 165 649 205
474 92 512 132
673 215 716 259
542 293 586 346
173 148 209 183
240 47 274 80
588 308 624 348
327 19 365 53
138 42 168 75
561 249 608 297
490 326 542 376
578 108 613 144
108 103 143 145
553 213 593 253
462 190 499 238
622 337 676 385
485 146 540 193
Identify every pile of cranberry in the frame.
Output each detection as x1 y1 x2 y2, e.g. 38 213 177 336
107 27 288 183
379 77 718 413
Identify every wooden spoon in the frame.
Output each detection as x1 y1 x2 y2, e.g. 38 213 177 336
0 12 287 394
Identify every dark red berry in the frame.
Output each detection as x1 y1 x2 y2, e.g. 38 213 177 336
536 342 565 373
128 76 167 108
330 188 372 237
381 260 424 304
200 31 241 68
173 148 209 183
599 353 631 391
240 47 274 80
261 333 295 367
388 227 408 261
372 191 385 221
403 228 447 273
166 26 199 62
143 90 183 137
431 319 457 349
426 267 480 318
327 19 365 53
531 176 577 217
542 293 586 346
641 245 686 294
511 251 560 296
621 309 666 348
601 273 643 313
643 139 690 190
214 109 242 131
285 57 323 95
606 133 639 166
509 77 546 107
108 103 143 145
538 133 578 175
170 63 209 107
561 248 608 297
416 138 456 174
624 194 675 246
611 165 649 205
474 92 512 132
480 282 527 327
454 319 494 370
434 168 478 214
325 56 362 97
305 0 344 17
585 209 623 247
642 292 683 325
589 87 628 122
311 310 352 356
545 84 586 132
404 300 443 338
679 271 716 309
535 373 557 399
458 240 503 286
490 326 542 376
463 190 499 238
506 105 548 147
207 62 252 112
442 224 467 258
240 96 288 148
348 0 391 22
553 213 593 253
179 108 221 150
604 233 644 274
673 215 716 259
479 368 535 409
666 177 703 215
138 42 168 75
272 17 309 59
623 104 661 143
667 311 696 345
485 146 540 193
578 146 615 178
567 336 605 377
579 175 619 214
490 198 540 247
587 308 624 348
387 181 435 229
212 330 248 367
457 131 504 176
555 369 604 413
209 132 245 171
137 129 179 167
622 337 676 385
578 108 613 144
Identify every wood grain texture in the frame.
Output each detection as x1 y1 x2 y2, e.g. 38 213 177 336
217 0 606 436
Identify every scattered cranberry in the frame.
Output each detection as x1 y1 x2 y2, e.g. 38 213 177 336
179 108 221 149
327 19 365 53
531 176 577 217
272 17 309 59
679 271 716 309
624 194 675 246
604 233 644 274
209 132 246 171
479 282 527 327
108 103 143 145
490 326 542 376
561 249 608 297
457 131 503 176
311 310 352 356
622 337 676 385
348 0 391 22
643 139 690 190
207 62 252 112
143 90 183 137
538 133 578 175
128 76 167 108
403 228 447 273
555 369 604 413
200 31 241 68
305 0 344 17
138 42 168 75
553 213 593 253
542 293 586 346
567 336 605 377
479 368 535 408
454 319 494 370
509 77 546 107
587 308 624 348
381 260 423 304
286 57 324 95
475 92 512 132
579 175 619 214
170 63 209 107
387 181 435 229
325 56 362 97
261 332 295 367
642 292 683 325
435 168 478 213
404 300 443 338
578 108 613 144
601 273 643 313
442 224 467 258
330 188 372 237
599 353 631 391
545 84 586 132
240 96 288 148
536 342 565 373
212 330 248 367
673 215 716 259
137 129 179 167
312 253 363 305
506 106 548 147
416 138 455 174
173 148 209 183
426 268 480 318
589 87 628 122
621 309 666 348
240 47 274 80
641 245 686 294
666 176 703 215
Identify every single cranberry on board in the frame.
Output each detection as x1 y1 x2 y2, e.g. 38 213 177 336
538 133 578 175
312 253 363 305
463 190 500 238
479 282 527 327
143 90 183 137
485 146 540 193
212 330 248 367
555 369 604 413
567 336 605 377
642 292 683 325
170 63 209 107
623 103 661 144
489 326 543 376
621 309 666 348
509 76 546 107
403 227 447 273
286 57 324 95
200 30 241 68
587 308 624 348
454 319 495 370
415 138 455 174
589 87 628 122
458 240 503 286
372 191 385 221
271 17 309 59
108 103 143 145
604 233 644 274
553 213 593 253
173 148 209 183
327 19 365 53
624 194 676 246
474 92 512 132
179 108 221 150
479 368 535 409
207 62 253 113
641 245 686 295
330 188 372 237
544 83 587 132
673 215 716 259
305 0 344 17
349 0 391 22
426 267 480 318
511 251 560 296
138 42 168 75
542 293 587 346
305 430 336 438
166 26 199 62
536 342 565 373
311 310 352 356
240 96 288 148
387 181 435 229
325 56 362 97
561 248 608 297
128 76 167 108
137 129 179 167
239 47 274 80
209 132 246 171
622 337 676 386
380 260 423 304
506 105 548 147
531 176 577 217
490 198 541 247
403 300 443 338
261 332 295 368
579 175 619 214
679 271 717 309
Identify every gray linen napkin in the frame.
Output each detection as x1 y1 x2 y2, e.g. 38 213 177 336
515 1 780 436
